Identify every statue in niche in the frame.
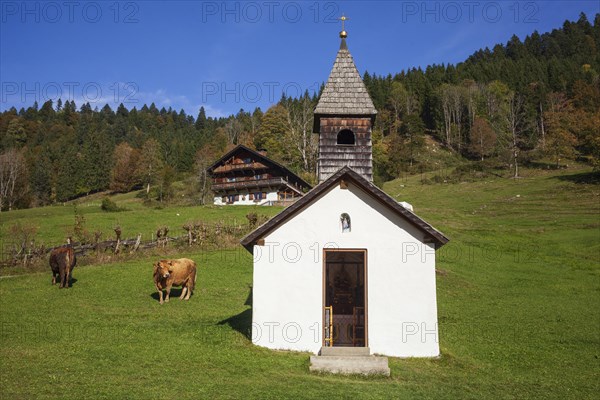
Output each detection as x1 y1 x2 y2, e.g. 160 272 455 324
340 213 351 233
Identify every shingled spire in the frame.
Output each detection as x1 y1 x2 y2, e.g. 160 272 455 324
314 20 378 183
313 39 377 123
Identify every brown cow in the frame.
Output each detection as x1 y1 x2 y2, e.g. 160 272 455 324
153 258 197 304
49 244 76 289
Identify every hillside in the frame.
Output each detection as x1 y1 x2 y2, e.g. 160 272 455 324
0 190 281 247
0 166 598 398
1 14 598 211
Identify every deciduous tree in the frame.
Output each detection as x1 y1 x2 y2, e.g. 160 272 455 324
254 104 289 163
137 138 163 195
283 92 318 174
110 142 141 192
503 92 530 178
469 117 497 161
0 148 28 211
195 144 218 205
545 92 578 167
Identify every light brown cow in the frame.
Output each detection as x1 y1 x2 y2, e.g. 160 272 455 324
153 258 197 304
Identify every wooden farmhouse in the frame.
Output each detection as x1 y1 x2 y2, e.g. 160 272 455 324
207 145 311 206
241 26 449 373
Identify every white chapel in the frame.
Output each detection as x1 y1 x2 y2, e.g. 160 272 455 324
241 22 449 371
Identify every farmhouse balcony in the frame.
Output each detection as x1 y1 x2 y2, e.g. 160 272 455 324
212 177 290 192
213 162 268 173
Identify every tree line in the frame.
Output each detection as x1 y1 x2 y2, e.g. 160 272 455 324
363 13 599 182
0 13 598 210
1 100 228 208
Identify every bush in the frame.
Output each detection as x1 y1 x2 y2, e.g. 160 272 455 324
101 198 124 212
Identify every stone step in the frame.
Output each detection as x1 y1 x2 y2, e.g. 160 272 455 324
319 346 371 357
309 355 390 376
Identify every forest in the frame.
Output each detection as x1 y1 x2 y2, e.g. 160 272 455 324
0 13 598 211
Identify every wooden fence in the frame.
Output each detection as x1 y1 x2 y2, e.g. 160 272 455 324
1 217 265 268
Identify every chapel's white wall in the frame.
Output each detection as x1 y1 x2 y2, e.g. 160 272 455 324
252 241 323 353
252 181 440 357
367 241 439 357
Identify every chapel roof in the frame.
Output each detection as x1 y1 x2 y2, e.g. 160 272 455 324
240 166 449 252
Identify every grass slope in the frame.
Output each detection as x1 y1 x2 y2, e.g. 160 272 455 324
1 167 599 399
0 190 281 245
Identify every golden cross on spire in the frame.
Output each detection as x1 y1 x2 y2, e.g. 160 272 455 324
339 14 349 38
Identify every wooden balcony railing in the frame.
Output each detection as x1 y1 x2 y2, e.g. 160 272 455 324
213 162 268 173
212 177 288 191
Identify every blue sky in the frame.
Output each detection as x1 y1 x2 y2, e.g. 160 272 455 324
1 1 598 118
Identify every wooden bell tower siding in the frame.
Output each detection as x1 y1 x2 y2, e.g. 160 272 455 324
313 37 377 183
207 145 312 206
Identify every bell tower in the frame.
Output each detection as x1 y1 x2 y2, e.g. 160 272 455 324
313 16 378 183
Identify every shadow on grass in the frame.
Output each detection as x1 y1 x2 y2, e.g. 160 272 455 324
149 287 187 302
526 160 567 170
52 278 78 288
218 286 252 340
554 171 600 184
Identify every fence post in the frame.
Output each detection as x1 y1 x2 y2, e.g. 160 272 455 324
132 234 142 253
114 227 122 254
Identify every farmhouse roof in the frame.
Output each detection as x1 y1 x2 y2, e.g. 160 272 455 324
313 38 377 124
240 166 449 252
207 144 312 190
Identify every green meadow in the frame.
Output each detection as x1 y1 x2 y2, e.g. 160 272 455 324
0 190 281 245
0 166 598 399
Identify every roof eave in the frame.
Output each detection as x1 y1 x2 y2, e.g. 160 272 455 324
312 112 378 134
240 166 449 252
